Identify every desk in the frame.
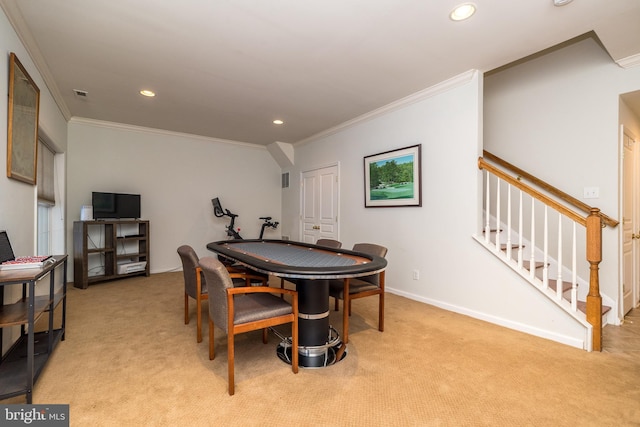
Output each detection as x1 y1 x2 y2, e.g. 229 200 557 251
0 255 67 403
206 240 387 368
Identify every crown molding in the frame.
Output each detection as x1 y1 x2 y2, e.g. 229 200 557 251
295 70 478 146
617 52 640 69
68 117 266 149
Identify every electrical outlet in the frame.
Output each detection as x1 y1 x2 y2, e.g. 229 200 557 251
412 269 420 280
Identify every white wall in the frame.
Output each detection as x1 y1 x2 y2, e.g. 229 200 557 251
0 9 67 256
0 8 68 352
484 36 640 319
67 120 282 277
284 70 587 349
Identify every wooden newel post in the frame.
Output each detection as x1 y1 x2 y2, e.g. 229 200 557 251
586 208 603 351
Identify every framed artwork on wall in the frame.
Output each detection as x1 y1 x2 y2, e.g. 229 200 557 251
7 52 40 185
364 144 422 208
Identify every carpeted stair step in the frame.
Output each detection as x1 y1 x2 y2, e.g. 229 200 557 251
521 260 545 270
546 279 573 294
500 243 523 251
576 301 612 316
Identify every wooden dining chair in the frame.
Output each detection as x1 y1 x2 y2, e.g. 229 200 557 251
315 239 342 249
200 256 299 395
329 243 387 344
178 245 267 343
177 245 209 343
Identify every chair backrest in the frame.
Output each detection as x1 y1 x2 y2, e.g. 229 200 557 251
177 245 206 298
316 239 342 249
199 256 236 333
352 243 388 285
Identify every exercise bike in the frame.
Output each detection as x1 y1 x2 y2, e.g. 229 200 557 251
212 197 279 239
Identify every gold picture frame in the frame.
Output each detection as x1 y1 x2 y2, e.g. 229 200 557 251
7 52 40 185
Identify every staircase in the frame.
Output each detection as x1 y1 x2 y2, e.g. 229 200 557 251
488 228 611 320
476 152 618 351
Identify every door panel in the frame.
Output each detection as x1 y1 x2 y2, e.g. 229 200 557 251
301 165 339 243
319 170 338 237
301 172 317 243
622 127 638 315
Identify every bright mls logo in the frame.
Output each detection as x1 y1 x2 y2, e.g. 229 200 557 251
1 405 69 426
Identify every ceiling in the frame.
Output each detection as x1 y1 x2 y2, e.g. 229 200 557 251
2 0 640 146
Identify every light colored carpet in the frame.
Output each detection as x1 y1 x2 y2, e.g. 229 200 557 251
11 272 640 426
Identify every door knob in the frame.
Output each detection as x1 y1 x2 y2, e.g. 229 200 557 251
633 233 640 240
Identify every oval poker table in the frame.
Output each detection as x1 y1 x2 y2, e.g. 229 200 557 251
206 239 387 367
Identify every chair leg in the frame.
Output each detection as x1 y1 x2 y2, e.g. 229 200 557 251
292 312 299 374
378 292 384 332
208 318 215 360
334 297 339 311
196 295 203 343
342 279 350 344
228 331 235 396
342 301 349 344
378 271 385 332
184 293 189 325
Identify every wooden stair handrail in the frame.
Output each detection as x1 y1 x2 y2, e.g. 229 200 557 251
483 151 619 228
478 157 586 226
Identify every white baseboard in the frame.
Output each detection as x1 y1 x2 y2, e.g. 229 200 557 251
386 287 587 350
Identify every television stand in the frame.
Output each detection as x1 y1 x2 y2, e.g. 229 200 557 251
73 219 149 289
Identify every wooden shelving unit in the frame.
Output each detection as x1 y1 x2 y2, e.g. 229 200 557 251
0 256 67 403
73 220 149 289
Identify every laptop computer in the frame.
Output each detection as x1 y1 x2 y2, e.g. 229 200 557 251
0 231 52 270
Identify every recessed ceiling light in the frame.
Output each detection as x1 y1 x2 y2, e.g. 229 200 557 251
450 3 476 21
139 90 156 97
273 119 284 125
553 0 573 6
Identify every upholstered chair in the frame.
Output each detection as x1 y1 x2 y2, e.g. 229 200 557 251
315 239 342 249
178 245 267 343
199 256 298 395
177 245 209 343
329 243 387 344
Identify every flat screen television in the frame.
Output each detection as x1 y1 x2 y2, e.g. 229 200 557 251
92 192 141 219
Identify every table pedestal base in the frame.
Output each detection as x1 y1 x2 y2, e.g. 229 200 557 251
276 326 347 368
283 278 348 367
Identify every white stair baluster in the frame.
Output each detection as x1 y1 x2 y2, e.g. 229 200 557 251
529 200 536 279
571 222 578 311
542 206 549 288
495 177 501 253
518 190 523 269
556 213 563 300
506 184 512 261
484 171 491 243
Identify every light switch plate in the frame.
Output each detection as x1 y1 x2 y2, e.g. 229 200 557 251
583 187 599 199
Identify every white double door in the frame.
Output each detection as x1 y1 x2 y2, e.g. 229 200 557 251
300 165 339 244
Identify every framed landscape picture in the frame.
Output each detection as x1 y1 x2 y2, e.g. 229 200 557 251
364 144 422 208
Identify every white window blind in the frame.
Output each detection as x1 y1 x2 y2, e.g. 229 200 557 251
37 140 55 205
